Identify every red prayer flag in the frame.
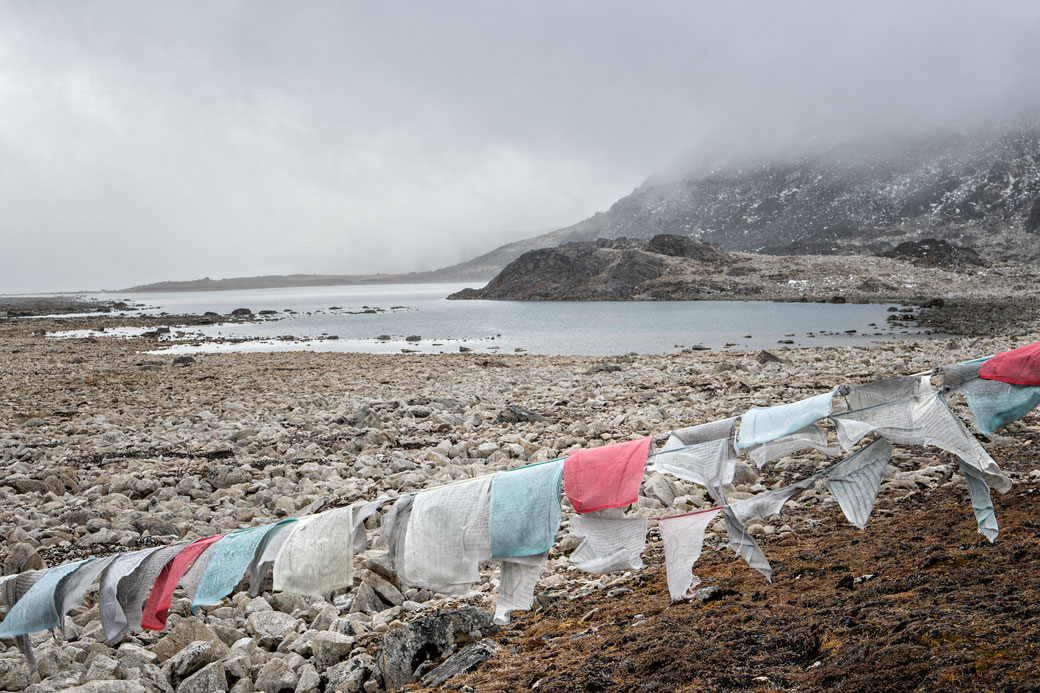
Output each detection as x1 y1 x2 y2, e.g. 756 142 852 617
141 534 225 631
979 341 1040 386
564 436 651 514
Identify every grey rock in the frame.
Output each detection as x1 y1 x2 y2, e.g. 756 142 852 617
3 542 44 573
168 640 227 681
83 654 121 682
223 653 252 681
362 573 403 607
311 632 355 670
122 663 173 693
376 607 498 690
732 460 759 486
116 644 158 670
0 655 31 691
273 496 296 516
175 661 227 693
268 592 308 616
347 582 387 615
358 555 395 585
229 638 259 656
150 620 225 662
35 643 75 680
647 475 677 506
254 658 297 693
756 350 784 364
419 639 498 687
242 596 273 615
62 683 149 693
324 654 378 693
310 604 339 631
210 623 248 648
288 630 316 658
205 465 252 490
496 404 548 424
246 611 299 650
693 586 725 603
293 664 320 693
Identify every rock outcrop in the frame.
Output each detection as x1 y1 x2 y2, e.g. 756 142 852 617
877 238 988 268
448 233 1032 303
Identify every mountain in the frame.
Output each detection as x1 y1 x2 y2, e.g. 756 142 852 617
515 121 1040 261
118 232 565 292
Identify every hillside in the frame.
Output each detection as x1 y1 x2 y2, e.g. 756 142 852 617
448 235 1040 314
543 123 1040 260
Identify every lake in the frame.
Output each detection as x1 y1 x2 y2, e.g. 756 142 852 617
67 283 928 356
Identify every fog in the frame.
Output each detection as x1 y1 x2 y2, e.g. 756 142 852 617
1 1 1039 292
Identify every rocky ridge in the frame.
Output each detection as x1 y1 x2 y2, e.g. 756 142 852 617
449 234 1040 304
0 316 1038 691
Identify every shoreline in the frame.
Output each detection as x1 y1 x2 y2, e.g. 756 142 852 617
5 293 1039 348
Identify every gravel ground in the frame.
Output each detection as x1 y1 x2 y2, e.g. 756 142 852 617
0 312 1038 692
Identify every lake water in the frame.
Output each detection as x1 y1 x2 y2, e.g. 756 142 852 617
57 284 929 356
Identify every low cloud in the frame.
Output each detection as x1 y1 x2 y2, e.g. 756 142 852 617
1 1 1038 291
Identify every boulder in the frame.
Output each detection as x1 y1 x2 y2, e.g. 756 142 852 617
732 460 759 486
62 683 149 693
311 632 355 670
0 655 31 691
175 661 227 693
267 592 308 616
377 607 498 689
254 658 297 693
167 640 228 681
646 234 729 262
294 664 320 693
647 475 677 507
116 644 159 670
83 654 120 682
246 611 299 650
323 654 378 693
362 573 404 607
150 620 226 662
496 404 549 424
756 350 783 364
35 642 76 680
3 542 43 573
347 582 387 615
419 639 498 687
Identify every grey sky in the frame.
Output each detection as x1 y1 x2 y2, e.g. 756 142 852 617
2 1 1039 292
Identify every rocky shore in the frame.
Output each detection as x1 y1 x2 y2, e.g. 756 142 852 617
1 313 1039 692
448 235 1040 308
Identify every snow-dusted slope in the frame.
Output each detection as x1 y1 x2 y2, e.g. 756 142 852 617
551 123 1040 260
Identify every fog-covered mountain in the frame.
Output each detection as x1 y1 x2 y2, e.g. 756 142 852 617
541 122 1040 260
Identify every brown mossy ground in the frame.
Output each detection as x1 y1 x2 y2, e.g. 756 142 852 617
435 434 1040 693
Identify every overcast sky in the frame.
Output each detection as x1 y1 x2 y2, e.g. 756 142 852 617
2 1 1039 292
